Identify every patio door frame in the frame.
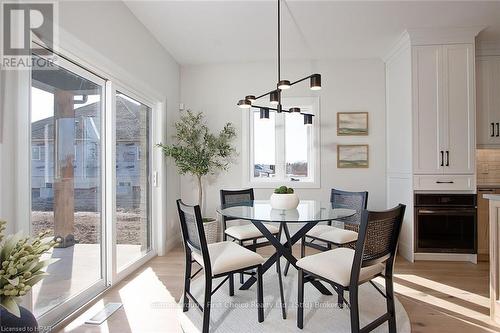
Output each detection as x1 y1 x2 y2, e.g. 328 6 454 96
19 37 164 328
107 82 157 284
29 48 109 327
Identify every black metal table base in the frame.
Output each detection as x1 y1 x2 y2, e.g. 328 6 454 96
239 219 333 318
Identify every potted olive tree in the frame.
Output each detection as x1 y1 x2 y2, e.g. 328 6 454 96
157 110 236 243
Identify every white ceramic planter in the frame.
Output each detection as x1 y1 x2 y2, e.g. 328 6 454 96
270 193 299 210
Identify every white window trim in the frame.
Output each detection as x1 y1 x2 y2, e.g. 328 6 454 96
242 96 321 189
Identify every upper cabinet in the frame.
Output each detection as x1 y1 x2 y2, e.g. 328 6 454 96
413 43 475 175
477 56 500 148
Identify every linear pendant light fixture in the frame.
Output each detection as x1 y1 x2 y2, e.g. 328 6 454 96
236 0 321 123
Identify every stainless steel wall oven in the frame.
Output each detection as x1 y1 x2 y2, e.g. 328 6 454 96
414 193 477 253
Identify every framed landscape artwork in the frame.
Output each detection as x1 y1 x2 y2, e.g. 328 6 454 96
337 144 369 168
337 112 368 135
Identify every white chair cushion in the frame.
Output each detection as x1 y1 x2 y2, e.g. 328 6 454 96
306 224 334 237
296 247 384 287
316 227 358 245
192 241 265 276
225 221 279 240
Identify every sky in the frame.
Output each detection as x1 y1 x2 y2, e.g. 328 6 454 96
253 111 308 165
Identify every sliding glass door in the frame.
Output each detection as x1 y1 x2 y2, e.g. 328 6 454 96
115 91 151 272
30 54 107 320
29 53 155 325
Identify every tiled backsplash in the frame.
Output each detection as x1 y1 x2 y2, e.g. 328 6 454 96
477 149 500 185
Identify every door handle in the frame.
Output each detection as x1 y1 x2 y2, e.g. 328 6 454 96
492 123 496 137
436 181 454 184
497 123 499 137
440 151 444 167
445 151 450 166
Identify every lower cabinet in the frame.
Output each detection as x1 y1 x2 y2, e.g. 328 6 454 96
413 175 475 191
477 188 500 261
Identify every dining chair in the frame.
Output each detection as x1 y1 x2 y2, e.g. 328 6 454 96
302 189 369 255
220 188 280 284
177 199 265 333
299 189 368 306
296 204 406 333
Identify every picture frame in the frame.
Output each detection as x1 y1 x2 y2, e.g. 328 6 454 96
337 144 369 168
337 112 368 136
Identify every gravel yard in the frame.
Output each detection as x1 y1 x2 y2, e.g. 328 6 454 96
32 210 144 244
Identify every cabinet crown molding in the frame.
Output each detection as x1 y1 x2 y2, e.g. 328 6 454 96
407 27 484 46
383 31 411 64
476 40 500 57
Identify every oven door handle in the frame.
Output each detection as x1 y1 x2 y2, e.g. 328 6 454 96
418 209 476 215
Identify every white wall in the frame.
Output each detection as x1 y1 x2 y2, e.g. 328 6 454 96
180 59 387 217
58 0 182 254
0 1 181 252
385 40 414 262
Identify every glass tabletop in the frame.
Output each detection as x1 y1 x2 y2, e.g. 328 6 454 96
217 200 356 223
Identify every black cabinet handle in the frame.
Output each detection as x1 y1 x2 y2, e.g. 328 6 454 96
436 181 454 184
497 123 499 137
492 123 496 137
440 151 444 167
446 151 450 166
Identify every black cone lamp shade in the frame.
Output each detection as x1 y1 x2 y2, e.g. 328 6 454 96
310 74 321 90
304 114 313 125
278 80 291 90
260 108 270 119
245 95 256 103
237 99 251 109
270 91 279 105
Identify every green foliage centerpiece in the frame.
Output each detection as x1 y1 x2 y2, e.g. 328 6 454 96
270 186 299 210
0 220 58 317
157 110 237 218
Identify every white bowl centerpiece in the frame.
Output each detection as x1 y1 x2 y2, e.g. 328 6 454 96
270 186 299 210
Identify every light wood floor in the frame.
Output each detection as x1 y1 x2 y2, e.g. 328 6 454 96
59 245 500 333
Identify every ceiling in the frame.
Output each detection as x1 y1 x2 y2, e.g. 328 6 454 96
125 1 500 65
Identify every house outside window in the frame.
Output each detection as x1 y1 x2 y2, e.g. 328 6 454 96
245 97 320 188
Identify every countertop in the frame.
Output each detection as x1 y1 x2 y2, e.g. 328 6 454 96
478 184 500 189
484 194 500 200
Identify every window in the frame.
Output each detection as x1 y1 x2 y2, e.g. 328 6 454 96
247 97 319 187
31 146 41 160
115 91 151 272
253 111 276 178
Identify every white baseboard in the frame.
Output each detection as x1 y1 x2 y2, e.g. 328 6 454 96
163 232 182 254
414 252 477 264
398 243 414 262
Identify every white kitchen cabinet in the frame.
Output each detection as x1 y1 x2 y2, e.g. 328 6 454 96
413 43 475 176
477 56 500 147
412 45 443 174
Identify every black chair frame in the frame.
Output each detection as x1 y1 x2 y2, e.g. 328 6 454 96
297 204 406 333
220 188 281 284
296 189 368 306
301 188 368 254
177 199 264 333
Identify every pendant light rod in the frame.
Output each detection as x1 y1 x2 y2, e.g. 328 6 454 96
277 0 281 84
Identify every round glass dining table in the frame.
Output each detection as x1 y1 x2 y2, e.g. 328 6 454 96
217 200 356 319
218 199 356 223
